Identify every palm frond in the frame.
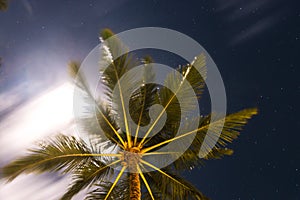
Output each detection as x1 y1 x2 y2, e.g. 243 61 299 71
143 167 210 200
139 54 207 147
99 29 141 147
103 165 127 200
0 134 93 182
69 61 125 147
60 159 119 200
85 178 130 200
127 57 158 145
99 29 138 100
196 108 258 157
203 147 234 160
169 108 258 170
180 53 207 99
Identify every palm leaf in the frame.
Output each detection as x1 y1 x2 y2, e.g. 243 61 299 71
139 54 207 147
99 29 141 147
0 134 93 182
179 54 207 99
203 147 234 160
99 29 138 101
61 159 118 200
197 108 258 155
171 108 258 170
143 169 210 200
69 61 125 147
85 178 130 200
127 57 159 145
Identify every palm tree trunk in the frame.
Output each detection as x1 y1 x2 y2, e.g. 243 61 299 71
129 172 141 200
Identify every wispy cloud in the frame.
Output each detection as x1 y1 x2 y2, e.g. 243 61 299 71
0 83 77 199
0 83 74 161
0 83 26 116
221 0 271 22
21 0 33 16
214 0 288 45
229 12 283 46
0 174 69 200
0 81 37 120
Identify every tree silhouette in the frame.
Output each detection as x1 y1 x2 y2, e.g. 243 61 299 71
0 29 257 199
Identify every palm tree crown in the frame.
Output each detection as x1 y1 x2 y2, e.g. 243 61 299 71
0 29 257 200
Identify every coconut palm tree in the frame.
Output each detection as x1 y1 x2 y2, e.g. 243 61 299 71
0 29 257 199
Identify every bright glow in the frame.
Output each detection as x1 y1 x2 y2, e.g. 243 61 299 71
0 83 77 199
0 83 75 161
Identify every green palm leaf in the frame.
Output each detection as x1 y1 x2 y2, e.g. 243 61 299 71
0 134 93 182
144 169 210 200
140 54 207 147
172 108 258 170
69 61 124 146
85 178 130 200
61 159 118 200
99 29 138 101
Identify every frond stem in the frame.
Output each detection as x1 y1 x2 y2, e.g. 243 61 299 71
140 160 188 189
134 86 147 146
141 122 209 153
104 165 127 200
137 164 155 200
112 63 132 147
138 66 192 148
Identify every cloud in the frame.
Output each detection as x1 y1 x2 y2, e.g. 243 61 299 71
0 83 28 119
229 13 281 46
0 83 74 161
227 1 270 21
0 174 69 200
0 83 78 199
21 0 33 16
214 0 288 45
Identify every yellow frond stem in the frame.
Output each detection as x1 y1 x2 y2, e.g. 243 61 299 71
141 128 197 154
113 66 132 147
88 160 121 180
140 160 188 188
137 165 155 200
138 67 192 148
104 165 127 200
27 153 122 170
141 108 258 153
134 87 147 146
96 105 126 148
143 152 180 156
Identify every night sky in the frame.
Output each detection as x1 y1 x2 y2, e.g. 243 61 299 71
0 0 300 199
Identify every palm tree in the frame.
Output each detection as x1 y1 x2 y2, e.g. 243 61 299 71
0 29 257 199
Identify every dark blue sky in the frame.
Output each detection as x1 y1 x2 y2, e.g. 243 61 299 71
0 0 299 199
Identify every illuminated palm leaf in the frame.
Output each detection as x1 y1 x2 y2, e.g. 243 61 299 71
68 61 124 147
139 55 207 148
85 179 130 200
177 108 257 170
143 170 209 200
0 134 114 182
61 159 119 200
143 108 258 170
